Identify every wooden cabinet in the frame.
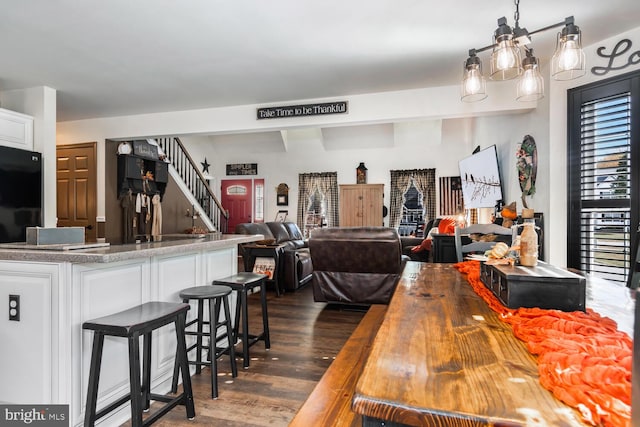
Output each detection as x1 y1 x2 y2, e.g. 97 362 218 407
432 233 457 263
117 154 168 197
339 184 384 227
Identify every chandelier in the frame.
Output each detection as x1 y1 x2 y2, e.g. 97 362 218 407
461 0 586 102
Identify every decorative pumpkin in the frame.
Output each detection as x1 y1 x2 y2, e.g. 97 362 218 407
489 242 509 259
500 201 518 220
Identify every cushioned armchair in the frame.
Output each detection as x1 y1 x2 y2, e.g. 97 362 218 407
309 227 402 305
235 222 313 292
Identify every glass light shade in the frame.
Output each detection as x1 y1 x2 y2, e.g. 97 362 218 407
461 56 487 102
551 24 586 80
516 59 544 102
490 35 522 80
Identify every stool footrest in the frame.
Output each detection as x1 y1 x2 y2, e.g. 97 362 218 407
185 331 231 339
185 318 201 328
148 393 180 403
236 332 267 347
141 393 188 427
94 394 131 422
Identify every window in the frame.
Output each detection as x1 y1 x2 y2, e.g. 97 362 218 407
305 188 326 235
399 180 425 236
226 185 247 195
254 181 264 222
567 70 640 284
389 169 436 234
297 172 338 235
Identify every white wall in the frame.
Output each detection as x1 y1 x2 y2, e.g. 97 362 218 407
56 84 533 216
200 115 532 226
52 24 640 267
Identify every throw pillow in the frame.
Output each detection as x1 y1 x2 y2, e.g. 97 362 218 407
438 217 456 234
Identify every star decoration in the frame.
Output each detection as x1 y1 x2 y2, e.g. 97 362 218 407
201 158 210 174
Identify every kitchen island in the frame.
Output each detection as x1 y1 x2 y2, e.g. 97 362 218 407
0 233 262 427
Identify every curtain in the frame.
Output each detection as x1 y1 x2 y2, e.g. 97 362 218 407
297 172 339 230
389 169 436 230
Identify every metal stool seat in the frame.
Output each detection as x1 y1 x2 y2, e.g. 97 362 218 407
171 285 237 399
213 272 270 369
83 301 195 427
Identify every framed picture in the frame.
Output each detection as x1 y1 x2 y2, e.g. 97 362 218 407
439 176 464 215
275 210 288 222
252 257 275 279
277 183 289 206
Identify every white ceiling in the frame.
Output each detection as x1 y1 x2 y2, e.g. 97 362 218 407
1 0 639 122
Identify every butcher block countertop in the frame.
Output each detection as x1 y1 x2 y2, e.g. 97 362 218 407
352 262 634 426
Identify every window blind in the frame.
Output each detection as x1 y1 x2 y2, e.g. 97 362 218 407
578 93 631 283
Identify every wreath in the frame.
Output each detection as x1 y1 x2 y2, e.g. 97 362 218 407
516 135 537 209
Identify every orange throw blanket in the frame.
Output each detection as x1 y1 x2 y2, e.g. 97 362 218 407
454 261 632 427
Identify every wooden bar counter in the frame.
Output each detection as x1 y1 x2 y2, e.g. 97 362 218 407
352 262 625 426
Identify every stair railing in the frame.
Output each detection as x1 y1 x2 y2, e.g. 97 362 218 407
155 137 228 233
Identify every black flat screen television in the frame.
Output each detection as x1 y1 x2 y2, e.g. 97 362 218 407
458 145 503 209
0 145 42 243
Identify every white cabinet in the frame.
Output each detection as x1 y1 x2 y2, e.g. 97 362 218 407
0 262 61 404
0 243 239 427
0 108 34 150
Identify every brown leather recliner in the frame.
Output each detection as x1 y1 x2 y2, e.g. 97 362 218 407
309 227 403 305
235 222 313 291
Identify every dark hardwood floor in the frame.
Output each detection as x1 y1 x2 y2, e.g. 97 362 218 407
132 283 367 427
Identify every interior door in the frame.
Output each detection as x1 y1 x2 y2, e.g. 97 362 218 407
221 179 253 233
56 143 97 242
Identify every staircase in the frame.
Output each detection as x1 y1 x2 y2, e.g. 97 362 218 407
154 137 228 233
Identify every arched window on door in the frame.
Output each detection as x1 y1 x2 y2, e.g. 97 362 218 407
226 185 247 195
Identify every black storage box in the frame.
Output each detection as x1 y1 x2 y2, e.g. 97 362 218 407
480 261 586 312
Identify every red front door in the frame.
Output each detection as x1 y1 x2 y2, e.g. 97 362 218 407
221 179 253 233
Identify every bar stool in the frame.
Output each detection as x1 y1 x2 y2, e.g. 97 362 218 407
171 285 237 399
213 273 270 369
83 301 195 427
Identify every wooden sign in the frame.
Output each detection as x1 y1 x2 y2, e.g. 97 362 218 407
257 101 348 120
132 140 159 160
226 163 258 175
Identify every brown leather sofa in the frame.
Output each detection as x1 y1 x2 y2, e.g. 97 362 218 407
308 227 403 305
235 222 313 291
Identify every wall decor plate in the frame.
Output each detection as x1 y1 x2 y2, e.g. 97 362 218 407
117 141 132 155
517 135 537 198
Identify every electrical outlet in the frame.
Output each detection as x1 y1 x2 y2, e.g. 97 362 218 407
9 295 20 321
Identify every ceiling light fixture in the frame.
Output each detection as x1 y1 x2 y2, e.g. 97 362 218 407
461 0 585 102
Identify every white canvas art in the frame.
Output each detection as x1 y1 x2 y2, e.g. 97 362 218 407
458 146 503 209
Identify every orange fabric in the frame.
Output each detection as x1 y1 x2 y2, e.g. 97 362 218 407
437 217 456 234
454 261 632 427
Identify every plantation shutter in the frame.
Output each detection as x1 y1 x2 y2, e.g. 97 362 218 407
578 94 631 283
568 71 639 285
